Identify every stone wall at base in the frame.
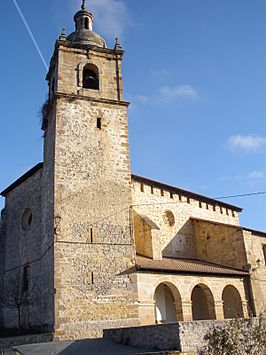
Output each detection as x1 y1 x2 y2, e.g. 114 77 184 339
0 333 53 349
104 319 262 353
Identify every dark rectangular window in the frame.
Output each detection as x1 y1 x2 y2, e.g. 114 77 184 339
90 228 93 243
23 266 29 292
140 183 144 192
263 245 266 264
97 117 101 129
151 186 154 194
170 192 174 199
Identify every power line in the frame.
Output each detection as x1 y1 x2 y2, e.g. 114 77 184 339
214 191 266 200
12 0 48 71
1 187 265 275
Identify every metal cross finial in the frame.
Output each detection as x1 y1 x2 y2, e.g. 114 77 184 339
81 0 87 10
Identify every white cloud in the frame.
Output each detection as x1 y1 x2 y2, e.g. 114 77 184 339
247 171 266 179
130 84 200 107
72 0 131 41
227 135 266 152
219 170 266 181
159 85 200 101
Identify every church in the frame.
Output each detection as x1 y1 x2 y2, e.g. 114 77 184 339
0 1 265 341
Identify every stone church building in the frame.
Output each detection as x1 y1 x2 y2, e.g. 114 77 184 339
0 1 265 340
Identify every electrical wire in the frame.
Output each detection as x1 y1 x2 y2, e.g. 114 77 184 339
214 191 266 200
1 187 265 275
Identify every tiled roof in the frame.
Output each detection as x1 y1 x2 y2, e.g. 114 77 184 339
136 255 249 276
131 174 242 212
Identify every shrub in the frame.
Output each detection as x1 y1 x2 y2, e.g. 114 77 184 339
202 317 266 355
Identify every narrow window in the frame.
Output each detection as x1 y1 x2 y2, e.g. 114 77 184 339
206 204 209 210
151 186 154 194
161 189 164 197
23 266 29 292
91 272 94 284
187 197 190 204
170 192 174 199
97 117 101 129
199 201 202 208
232 210 235 217
84 17 89 29
263 245 266 264
226 209 229 216
220 207 223 214
140 183 144 192
179 195 182 202
213 205 216 212
90 228 93 243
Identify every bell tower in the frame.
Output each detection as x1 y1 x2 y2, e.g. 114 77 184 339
43 1 138 339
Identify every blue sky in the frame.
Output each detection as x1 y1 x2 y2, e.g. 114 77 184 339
0 0 265 230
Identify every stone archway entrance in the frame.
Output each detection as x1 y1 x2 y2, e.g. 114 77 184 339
154 283 183 323
191 284 216 320
222 285 244 319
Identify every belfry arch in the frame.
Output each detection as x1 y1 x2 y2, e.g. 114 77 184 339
222 285 244 319
191 284 216 320
154 282 183 323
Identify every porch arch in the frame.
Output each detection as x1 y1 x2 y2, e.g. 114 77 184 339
222 285 244 319
191 283 216 320
154 282 183 323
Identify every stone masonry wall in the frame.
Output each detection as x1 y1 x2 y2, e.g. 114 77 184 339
243 230 266 315
193 219 248 270
0 168 52 331
104 318 262 353
131 180 240 260
57 45 123 102
52 94 138 339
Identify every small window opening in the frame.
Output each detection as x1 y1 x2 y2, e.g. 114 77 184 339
170 192 174 199
199 201 202 208
226 209 229 216
213 205 216 212
206 204 209 210
140 183 144 192
220 207 223 214
232 210 235 217
83 66 99 90
90 228 93 243
97 117 102 129
187 197 190 204
84 17 89 30
151 186 154 194
179 195 182 202
21 208 32 231
91 272 94 284
263 245 266 264
161 189 164 197
23 265 29 292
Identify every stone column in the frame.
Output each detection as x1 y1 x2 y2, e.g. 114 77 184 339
182 301 193 321
242 300 249 318
214 300 224 320
138 300 156 325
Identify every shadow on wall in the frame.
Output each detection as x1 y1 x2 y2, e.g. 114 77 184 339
56 338 151 355
162 219 196 259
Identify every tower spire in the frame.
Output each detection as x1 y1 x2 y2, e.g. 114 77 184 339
81 0 87 11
